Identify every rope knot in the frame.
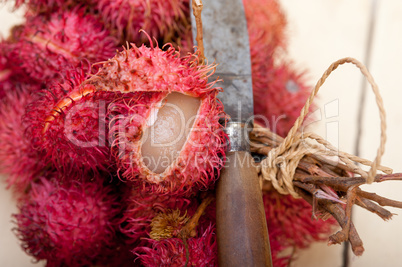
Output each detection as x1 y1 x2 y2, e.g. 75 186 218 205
258 57 390 197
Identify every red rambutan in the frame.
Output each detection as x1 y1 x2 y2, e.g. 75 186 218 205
242 0 310 137
0 40 40 96
9 8 118 82
13 175 122 266
88 44 226 196
120 189 196 243
135 225 217 267
24 63 115 175
120 187 217 264
12 0 96 15
244 0 287 53
0 42 44 194
253 62 311 137
169 23 194 57
0 87 44 193
263 190 336 265
96 0 189 44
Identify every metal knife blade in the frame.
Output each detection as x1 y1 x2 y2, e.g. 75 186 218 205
190 0 253 124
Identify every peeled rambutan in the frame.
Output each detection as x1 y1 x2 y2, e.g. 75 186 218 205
97 0 189 44
88 44 226 196
253 62 311 137
9 8 118 82
13 175 122 267
24 63 115 175
135 225 217 267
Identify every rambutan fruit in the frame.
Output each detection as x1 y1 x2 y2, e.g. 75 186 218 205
9 8 118 82
0 47 44 193
13 175 122 267
24 63 115 176
0 40 40 97
263 190 336 266
121 189 216 265
244 0 287 53
120 189 197 243
12 0 96 15
253 62 311 137
96 0 189 44
0 87 44 194
169 22 194 57
242 0 308 137
135 225 217 267
88 44 226 196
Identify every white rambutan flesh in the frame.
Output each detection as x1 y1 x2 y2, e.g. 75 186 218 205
141 92 201 175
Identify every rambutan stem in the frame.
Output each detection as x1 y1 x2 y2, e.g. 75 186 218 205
182 237 189 267
175 193 214 266
191 0 205 65
42 85 96 134
179 194 214 240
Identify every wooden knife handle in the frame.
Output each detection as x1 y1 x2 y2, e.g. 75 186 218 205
216 151 272 267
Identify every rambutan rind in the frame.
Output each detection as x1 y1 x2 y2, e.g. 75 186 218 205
13 176 122 266
120 189 196 243
244 0 287 53
10 8 118 82
134 225 217 267
119 188 218 267
0 85 44 194
87 44 217 95
0 40 40 97
12 0 96 15
97 0 189 44
24 63 115 175
263 191 336 266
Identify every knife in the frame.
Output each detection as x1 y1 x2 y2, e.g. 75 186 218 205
190 0 272 266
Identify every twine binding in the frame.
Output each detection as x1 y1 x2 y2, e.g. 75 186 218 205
259 57 391 198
